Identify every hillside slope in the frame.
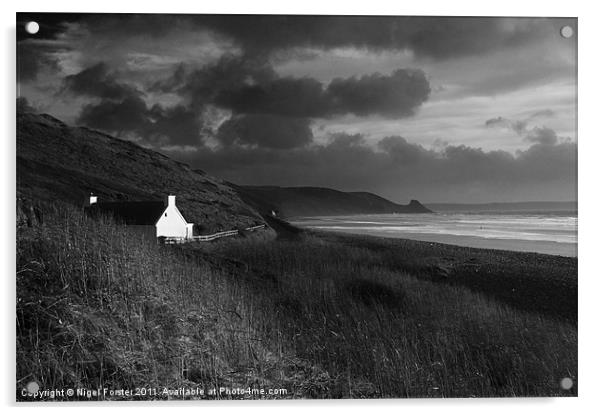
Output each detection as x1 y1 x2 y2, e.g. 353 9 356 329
233 185 432 218
17 112 263 233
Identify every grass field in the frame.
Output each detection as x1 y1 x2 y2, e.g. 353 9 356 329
16 201 577 399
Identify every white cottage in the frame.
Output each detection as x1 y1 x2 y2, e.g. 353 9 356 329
155 195 194 238
87 194 194 239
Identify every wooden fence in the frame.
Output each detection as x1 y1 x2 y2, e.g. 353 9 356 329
164 224 266 244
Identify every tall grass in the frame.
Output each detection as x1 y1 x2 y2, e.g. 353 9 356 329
17 203 577 399
17 203 295 399
197 236 577 397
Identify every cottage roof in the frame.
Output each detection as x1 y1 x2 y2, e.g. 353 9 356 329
86 201 167 225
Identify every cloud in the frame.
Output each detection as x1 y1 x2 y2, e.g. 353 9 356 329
485 110 561 139
77 95 149 133
166 132 576 203
516 140 576 180
143 57 431 149
485 116 528 135
76 98 204 147
145 104 203 146
215 76 328 117
196 15 551 61
61 56 429 151
213 69 431 118
65 61 314 149
16 14 564 93
22 14 550 60
377 135 435 164
62 63 148 135
165 57 430 119
66 63 204 146
326 69 430 117
524 127 558 145
166 55 277 110
217 114 313 149
63 62 140 100
149 62 188 93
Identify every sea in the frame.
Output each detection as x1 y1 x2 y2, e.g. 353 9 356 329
290 209 577 257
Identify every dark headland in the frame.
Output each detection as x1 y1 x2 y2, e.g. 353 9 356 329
232 184 432 218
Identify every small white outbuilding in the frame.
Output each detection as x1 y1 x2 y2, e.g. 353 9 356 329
87 194 194 239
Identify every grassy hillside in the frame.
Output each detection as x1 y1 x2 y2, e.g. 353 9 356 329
17 200 288 400
233 185 432 218
17 113 263 233
17 199 576 399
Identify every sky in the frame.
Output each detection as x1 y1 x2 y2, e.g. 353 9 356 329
16 14 577 203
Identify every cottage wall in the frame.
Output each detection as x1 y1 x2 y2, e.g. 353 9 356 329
155 204 189 238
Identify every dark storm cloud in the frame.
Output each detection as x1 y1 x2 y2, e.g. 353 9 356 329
168 132 576 203
166 57 430 119
76 96 204 147
17 14 551 83
217 114 313 149
66 60 313 149
377 135 435 164
65 54 430 150
66 63 203 146
195 15 548 60
524 127 558 146
63 63 140 100
515 140 575 180
77 95 149 133
145 104 203 146
149 63 188 94
215 76 328 117
142 55 431 149
326 69 430 117
64 62 150 135
36 14 543 58
155 55 277 112
213 69 430 118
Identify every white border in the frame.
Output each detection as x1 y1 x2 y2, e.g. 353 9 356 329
3 1 601 414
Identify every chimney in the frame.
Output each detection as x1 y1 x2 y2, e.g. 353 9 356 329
167 195 176 207
89 194 97 205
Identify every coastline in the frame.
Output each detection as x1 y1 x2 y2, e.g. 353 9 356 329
290 213 577 257
297 226 577 257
